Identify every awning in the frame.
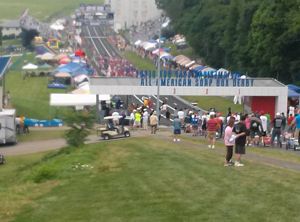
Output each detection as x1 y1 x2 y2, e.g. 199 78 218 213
185 60 195 68
50 94 110 106
22 63 38 70
54 72 72 78
288 89 300 97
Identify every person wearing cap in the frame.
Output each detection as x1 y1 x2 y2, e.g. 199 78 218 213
206 112 219 149
271 112 283 147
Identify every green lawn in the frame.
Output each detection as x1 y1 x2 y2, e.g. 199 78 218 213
164 42 198 59
0 0 103 21
123 51 156 71
1 136 300 222
183 96 243 114
17 129 66 142
6 53 68 119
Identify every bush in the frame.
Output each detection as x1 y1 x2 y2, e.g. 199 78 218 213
32 165 57 183
63 109 95 147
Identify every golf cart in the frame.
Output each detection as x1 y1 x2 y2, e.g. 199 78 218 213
98 116 130 140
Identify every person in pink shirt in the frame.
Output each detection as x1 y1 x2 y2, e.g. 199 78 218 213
224 116 236 166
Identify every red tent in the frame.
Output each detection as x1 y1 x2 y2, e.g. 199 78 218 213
75 49 86 57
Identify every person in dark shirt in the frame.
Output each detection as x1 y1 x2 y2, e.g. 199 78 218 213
232 115 247 166
271 112 283 147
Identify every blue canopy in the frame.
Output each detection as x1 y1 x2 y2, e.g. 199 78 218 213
193 65 205 72
55 62 88 75
288 89 300 97
0 56 10 78
288 84 300 93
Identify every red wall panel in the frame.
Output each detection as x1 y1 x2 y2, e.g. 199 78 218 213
251 96 276 119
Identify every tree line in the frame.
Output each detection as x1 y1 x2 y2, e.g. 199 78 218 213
156 0 300 84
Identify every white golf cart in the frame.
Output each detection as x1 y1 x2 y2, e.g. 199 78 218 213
98 116 130 140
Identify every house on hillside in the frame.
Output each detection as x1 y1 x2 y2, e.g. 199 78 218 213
0 20 22 37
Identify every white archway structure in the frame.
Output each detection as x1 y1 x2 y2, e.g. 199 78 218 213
90 77 288 114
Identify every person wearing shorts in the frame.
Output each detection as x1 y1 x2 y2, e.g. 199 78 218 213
206 112 219 149
173 116 181 142
233 115 247 166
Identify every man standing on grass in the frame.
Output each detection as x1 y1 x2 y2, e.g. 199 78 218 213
173 116 181 142
206 112 219 149
232 115 247 166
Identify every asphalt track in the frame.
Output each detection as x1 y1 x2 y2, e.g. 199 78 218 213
81 23 201 126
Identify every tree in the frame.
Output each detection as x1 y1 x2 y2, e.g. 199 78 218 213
64 110 95 147
156 0 300 83
20 28 39 50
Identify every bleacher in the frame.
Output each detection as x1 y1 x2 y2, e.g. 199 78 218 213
0 56 11 78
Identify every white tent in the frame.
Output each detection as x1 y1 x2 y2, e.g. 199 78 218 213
50 94 110 106
143 42 157 51
134 40 142 46
185 60 195 68
159 52 171 59
217 68 229 75
50 22 64 31
22 63 38 70
74 74 89 84
71 83 90 94
41 52 56 61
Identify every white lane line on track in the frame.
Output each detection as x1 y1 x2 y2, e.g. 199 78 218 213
86 26 100 55
151 95 175 111
93 27 112 58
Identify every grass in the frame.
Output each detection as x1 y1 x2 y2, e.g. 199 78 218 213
1 136 300 221
5 53 69 119
0 0 103 21
183 96 243 114
17 129 66 142
165 42 198 59
123 51 156 71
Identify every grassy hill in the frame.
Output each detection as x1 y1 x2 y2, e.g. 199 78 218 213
1 136 300 221
0 0 103 21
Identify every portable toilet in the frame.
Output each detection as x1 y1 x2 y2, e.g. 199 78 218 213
0 109 17 144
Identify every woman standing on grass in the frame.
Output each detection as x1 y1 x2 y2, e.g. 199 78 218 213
224 116 236 166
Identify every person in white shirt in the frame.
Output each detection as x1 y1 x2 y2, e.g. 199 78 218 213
112 111 120 125
289 106 295 116
260 113 268 144
142 109 149 130
130 110 135 129
177 109 185 125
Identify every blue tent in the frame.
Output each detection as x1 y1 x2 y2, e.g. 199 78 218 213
288 89 300 97
55 62 88 75
193 65 205 72
288 84 300 93
0 56 10 78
